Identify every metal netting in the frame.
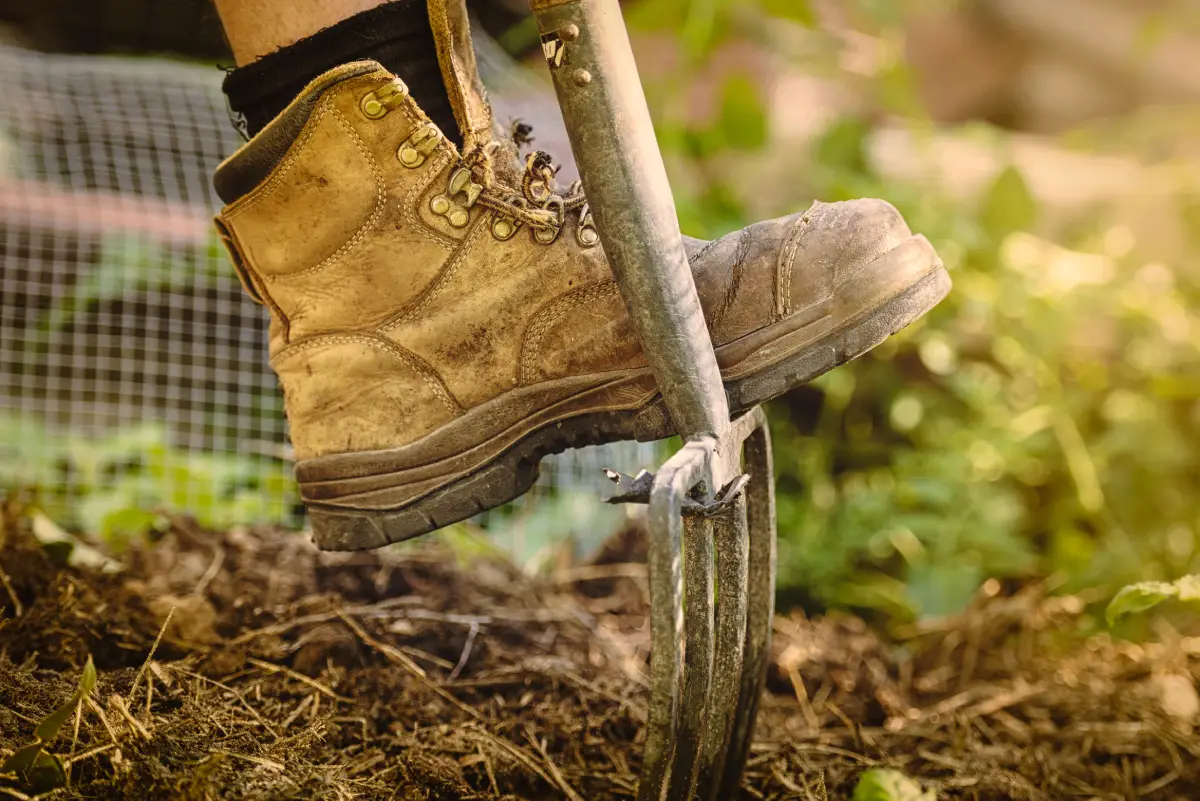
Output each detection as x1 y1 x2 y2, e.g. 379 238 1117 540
0 42 657 539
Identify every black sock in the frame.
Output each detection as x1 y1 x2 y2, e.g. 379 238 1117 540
221 0 460 145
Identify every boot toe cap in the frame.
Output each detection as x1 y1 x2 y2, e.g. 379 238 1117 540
788 198 913 287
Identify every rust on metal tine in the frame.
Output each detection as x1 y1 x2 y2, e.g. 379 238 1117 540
697 495 750 799
667 516 716 800
719 416 777 799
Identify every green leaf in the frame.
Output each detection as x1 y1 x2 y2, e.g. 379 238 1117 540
27 752 67 794
100 506 163 543
1106 576 1200 626
34 655 96 742
854 768 937 801
0 740 47 778
979 166 1038 241
719 74 769 151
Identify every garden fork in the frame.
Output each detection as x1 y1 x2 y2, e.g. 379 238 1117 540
530 1 778 798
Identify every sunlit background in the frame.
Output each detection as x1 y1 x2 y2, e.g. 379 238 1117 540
2 0 1199 629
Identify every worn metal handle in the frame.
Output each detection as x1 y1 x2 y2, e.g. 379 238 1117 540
529 0 730 461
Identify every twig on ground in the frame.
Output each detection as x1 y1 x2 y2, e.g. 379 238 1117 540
0 561 22 617
64 700 83 785
62 743 116 768
246 657 352 703
127 607 174 710
193 544 225 598
232 601 576 645
527 727 586 801
173 667 279 739
336 612 483 722
551 563 648 585
469 728 558 793
280 694 315 730
83 696 123 764
109 694 150 740
478 743 499 796
214 751 285 772
449 621 479 680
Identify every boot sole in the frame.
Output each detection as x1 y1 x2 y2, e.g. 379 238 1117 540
304 244 951 550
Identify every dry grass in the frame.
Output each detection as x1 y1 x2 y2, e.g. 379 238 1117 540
1 500 1197 800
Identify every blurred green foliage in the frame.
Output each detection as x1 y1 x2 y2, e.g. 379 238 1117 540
0 414 296 544
1107 575 1200 625
3 0 1198 631
634 0 1200 622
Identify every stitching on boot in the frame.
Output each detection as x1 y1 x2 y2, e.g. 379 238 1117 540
274 333 464 416
225 96 335 221
777 212 810 321
518 281 621 386
381 212 491 330
403 151 459 251
271 107 388 282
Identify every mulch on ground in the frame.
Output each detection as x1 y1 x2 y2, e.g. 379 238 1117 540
1 496 1197 800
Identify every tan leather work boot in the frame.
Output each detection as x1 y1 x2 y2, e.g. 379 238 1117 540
213 0 950 551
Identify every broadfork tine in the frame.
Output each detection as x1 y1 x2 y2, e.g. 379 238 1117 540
666 516 715 800
718 414 776 799
697 494 750 799
639 441 710 801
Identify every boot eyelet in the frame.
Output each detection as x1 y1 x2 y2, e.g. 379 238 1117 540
534 226 560 245
448 168 483 208
430 195 452 215
448 210 470 228
397 123 442 168
576 203 599 247
492 217 519 241
361 96 386 119
360 79 409 119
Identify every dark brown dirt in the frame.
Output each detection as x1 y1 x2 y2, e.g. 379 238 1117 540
1 496 1198 800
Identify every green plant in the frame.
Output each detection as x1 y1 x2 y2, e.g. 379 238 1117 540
1107 575 1200 625
1 414 297 539
634 3 1200 621
0 656 96 795
854 768 936 801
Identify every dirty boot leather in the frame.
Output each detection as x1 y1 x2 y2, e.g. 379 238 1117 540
212 0 951 551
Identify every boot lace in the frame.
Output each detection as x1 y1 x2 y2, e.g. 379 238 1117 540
464 124 594 246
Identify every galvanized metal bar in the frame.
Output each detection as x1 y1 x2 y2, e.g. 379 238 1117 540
718 411 776 799
529 0 731 455
641 438 712 801
668 515 715 800
697 494 750 799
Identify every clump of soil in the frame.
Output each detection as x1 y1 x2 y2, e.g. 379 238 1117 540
1 499 1198 800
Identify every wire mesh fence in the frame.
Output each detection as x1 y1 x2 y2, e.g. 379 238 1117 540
0 42 658 543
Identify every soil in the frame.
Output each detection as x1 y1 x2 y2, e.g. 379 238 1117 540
1 496 1198 800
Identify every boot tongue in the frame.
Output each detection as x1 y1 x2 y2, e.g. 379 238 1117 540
213 61 389 205
428 0 494 154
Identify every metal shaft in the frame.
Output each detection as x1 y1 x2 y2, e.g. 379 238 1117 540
529 0 731 452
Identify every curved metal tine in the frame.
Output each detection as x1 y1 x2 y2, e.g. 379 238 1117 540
718 410 776 799
666 515 715 801
639 439 713 801
696 494 750 800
